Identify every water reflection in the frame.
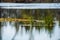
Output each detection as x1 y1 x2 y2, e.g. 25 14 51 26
0 20 59 40
0 9 60 40
0 22 2 40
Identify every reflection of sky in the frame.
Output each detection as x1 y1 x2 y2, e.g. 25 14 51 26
0 3 60 9
51 21 60 40
1 21 60 40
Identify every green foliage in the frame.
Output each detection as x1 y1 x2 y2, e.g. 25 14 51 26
44 10 54 26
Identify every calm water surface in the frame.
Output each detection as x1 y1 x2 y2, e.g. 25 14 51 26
0 21 60 40
0 9 60 40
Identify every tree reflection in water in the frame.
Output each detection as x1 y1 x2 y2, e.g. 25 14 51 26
0 8 2 40
44 10 54 38
9 20 54 40
12 22 20 40
0 9 60 40
0 22 2 40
